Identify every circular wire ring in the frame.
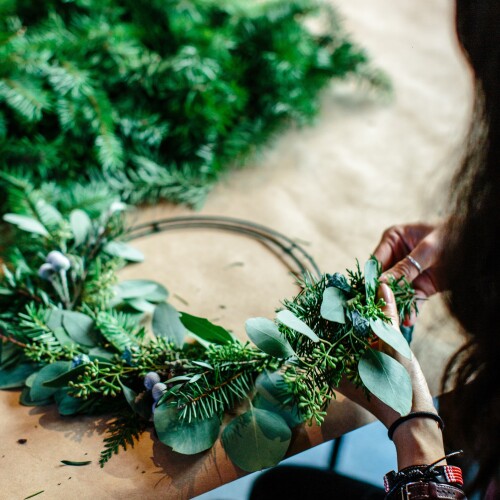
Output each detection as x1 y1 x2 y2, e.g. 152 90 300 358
126 215 321 279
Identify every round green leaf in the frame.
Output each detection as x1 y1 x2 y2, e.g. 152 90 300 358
245 318 295 358
55 390 86 416
62 310 96 346
115 280 168 302
43 364 88 388
320 287 345 324
0 363 38 389
126 298 155 312
255 371 303 428
46 308 64 331
221 408 291 472
152 302 186 347
276 310 319 342
369 318 412 359
3 214 49 236
104 241 144 262
154 406 220 455
30 361 71 401
70 209 92 246
20 387 53 407
358 349 412 416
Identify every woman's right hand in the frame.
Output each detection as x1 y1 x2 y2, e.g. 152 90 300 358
337 284 446 470
372 223 444 324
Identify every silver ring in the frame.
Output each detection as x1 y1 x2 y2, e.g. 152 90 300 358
407 255 422 274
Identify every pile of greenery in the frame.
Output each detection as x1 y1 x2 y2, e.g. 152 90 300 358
0 0 388 206
0 176 415 472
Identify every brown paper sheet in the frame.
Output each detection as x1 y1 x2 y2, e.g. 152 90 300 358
0 1 471 497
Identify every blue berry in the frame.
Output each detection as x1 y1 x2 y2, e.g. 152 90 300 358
327 273 351 293
351 310 370 337
144 371 160 390
46 251 71 272
152 382 167 402
71 354 90 368
38 263 56 280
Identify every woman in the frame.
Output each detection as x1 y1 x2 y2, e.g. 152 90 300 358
371 0 500 495
252 1 499 498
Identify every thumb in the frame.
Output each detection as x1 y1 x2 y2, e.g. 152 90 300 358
377 283 399 327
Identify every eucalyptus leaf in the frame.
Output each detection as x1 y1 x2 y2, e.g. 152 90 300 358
3 213 49 236
0 342 20 369
154 405 220 454
104 241 144 262
221 407 291 472
118 380 151 419
364 258 379 298
43 364 88 388
255 371 302 428
369 318 412 359
19 387 52 407
47 308 63 331
25 372 39 388
320 287 345 324
358 349 412 416
276 310 319 342
52 327 73 347
88 347 114 362
253 394 303 428
115 280 168 302
245 318 295 358
62 311 96 347
180 312 233 345
30 361 71 401
126 298 155 313
152 303 186 347
55 391 87 416
70 209 92 246
0 363 38 389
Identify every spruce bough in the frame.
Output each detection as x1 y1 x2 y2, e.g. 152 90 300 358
0 0 389 207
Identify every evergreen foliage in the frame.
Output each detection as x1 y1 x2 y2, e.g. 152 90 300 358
0 179 416 472
0 0 388 206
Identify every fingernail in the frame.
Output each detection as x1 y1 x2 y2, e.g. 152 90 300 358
378 283 394 304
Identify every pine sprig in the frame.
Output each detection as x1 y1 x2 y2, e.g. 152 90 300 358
99 412 148 467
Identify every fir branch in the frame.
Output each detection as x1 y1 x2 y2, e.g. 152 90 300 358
99 412 147 467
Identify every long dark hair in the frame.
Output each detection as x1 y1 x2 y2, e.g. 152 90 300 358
441 0 500 491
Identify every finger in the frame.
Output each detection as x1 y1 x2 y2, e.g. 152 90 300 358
372 230 398 271
377 283 399 327
380 234 437 284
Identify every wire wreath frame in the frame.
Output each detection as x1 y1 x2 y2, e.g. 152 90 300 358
126 215 322 280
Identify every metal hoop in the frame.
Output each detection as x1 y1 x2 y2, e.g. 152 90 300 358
126 215 321 279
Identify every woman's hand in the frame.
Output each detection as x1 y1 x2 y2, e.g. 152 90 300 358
336 284 445 469
372 223 444 325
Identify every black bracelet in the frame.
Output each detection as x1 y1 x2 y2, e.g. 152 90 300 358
388 411 444 441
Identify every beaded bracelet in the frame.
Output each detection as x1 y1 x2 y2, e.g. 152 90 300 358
388 411 444 441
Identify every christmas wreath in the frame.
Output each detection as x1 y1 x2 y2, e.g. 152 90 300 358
0 177 415 472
